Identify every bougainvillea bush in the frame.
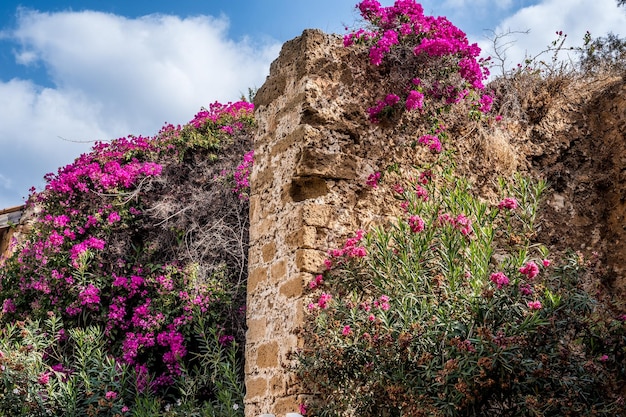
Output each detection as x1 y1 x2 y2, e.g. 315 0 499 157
297 161 625 416
0 101 254 416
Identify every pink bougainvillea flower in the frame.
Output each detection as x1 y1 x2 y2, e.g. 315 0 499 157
418 134 442 153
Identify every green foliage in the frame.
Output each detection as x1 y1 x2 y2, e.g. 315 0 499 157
577 31 626 73
297 163 625 416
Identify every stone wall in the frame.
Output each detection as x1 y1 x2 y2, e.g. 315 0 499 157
245 29 397 416
0 205 25 260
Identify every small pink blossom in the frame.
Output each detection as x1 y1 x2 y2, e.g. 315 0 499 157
542 259 551 267
409 215 425 233
2 299 16 314
519 283 533 296
490 272 510 289
105 391 117 400
519 261 539 280
38 372 50 385
366 172 381 188
309 274 324 289
599 354 609 362
406 90 424 111
498 197 518 210
527 300 542 310
393 183 404 194
299 403 308 415
317 293 332 309
107 211 121 224
342 325 352 336
418 134 442 153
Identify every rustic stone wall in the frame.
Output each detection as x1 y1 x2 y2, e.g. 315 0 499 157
0 205 26 260
245 29 406 416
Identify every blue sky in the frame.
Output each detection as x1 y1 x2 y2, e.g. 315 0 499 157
1 0 625 208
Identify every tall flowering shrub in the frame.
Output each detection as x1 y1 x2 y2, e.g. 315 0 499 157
0 101 254 415
297 166 625 416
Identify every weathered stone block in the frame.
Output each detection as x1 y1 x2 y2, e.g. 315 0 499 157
257 341 279 369
295 249 326 273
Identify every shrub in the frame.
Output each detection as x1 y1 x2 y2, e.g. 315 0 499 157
0 101 253 415
297 164 625 416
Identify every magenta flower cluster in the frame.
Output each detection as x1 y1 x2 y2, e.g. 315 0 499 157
345 0 493 128
0 100 253 394
232 150 254 200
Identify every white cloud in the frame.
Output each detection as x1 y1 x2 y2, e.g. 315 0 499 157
478 0 626 75
0 9 281 207
442 0 514 10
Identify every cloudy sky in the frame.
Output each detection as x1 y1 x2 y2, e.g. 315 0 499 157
0 0 625 208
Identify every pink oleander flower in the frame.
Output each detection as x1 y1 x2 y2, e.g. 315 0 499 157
519 261 539 280
366 172 381 188
38 372 50 385
309 274 324 289
376 295 390 311
342 325 352 336
218 335 235 346
519 283 533 296
542 259 551 267
490 272 510 289
415 185 428 201
393 183 404 194
317 293 332 309
2 299 16 314
368 314 376 322
79 284 101 306
527 300 542 310
105 391 117 400
498 197 518 210
409 215 425 233
455 214 472 236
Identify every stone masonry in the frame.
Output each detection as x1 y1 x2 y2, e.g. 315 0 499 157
245 29 406 416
